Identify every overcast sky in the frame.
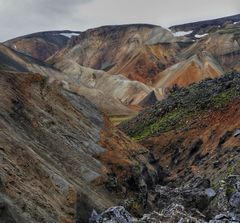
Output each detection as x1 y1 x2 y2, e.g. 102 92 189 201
0 0 239 41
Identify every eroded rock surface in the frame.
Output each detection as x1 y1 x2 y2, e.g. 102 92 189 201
0 70 151 222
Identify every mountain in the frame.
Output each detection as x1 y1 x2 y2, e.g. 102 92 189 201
4 15 240 95
120 72 240 134
178 23 240 71
48 21 240 91
47 24 179 85
4 31 81 61
153 52 223 90
0 43 153 116
0 69 157 222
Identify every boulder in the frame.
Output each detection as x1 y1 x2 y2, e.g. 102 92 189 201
89 206 134 223
230 192 240 211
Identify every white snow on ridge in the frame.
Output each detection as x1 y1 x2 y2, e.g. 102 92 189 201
60 33 80 38
234 21 240 25
195 33 208 38
173 30 192 37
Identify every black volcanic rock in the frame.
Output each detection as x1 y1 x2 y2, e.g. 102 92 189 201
139 91 158 107
170 14 240 33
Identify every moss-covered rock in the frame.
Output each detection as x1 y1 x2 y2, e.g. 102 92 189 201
120 73 240 140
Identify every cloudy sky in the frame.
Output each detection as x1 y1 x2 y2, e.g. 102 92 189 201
0 0 239 41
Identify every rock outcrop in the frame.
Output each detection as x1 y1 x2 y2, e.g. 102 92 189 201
90 177 240 223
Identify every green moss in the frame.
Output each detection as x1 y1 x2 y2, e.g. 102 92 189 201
211 88 237 108
150 108 187 132
125 199 143 217
211 182 220 191
0 64 9 70
132 86 239 140
132 108 195 140
226 184 236 199
228 159 240 176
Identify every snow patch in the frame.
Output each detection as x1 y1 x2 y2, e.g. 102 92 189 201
172 30 192 37
234 21 240 25
164 27 172 32
60 32 80 38
195 33 208 38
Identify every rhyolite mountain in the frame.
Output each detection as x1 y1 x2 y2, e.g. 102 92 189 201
4 31 81 61
4 15 240 115
0 14 240 223
0 43 154 116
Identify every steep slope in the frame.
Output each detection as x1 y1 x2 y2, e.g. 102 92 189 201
1 16 240 223
4 31 81 61
0 43 62 77
120 72 240 185
48 24 179 85
0 43 34 72
0 70 152 222
121 73 240 141
118 73 240 221
154 52 223 90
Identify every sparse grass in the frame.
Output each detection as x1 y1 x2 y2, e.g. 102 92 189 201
46 59 55 66
226 184 236 199
218 27 240 35
227 159 240 176
133 108 194 140
110 114 136 126
211 158 240 194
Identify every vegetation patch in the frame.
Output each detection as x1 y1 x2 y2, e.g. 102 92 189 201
133 108 194 140
110 114 136 126
120 73 240 140
218 27 240 35
0 64 10 70
211 88 238 108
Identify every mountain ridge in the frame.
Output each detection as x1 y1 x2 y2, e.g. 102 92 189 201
170 13 240 32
